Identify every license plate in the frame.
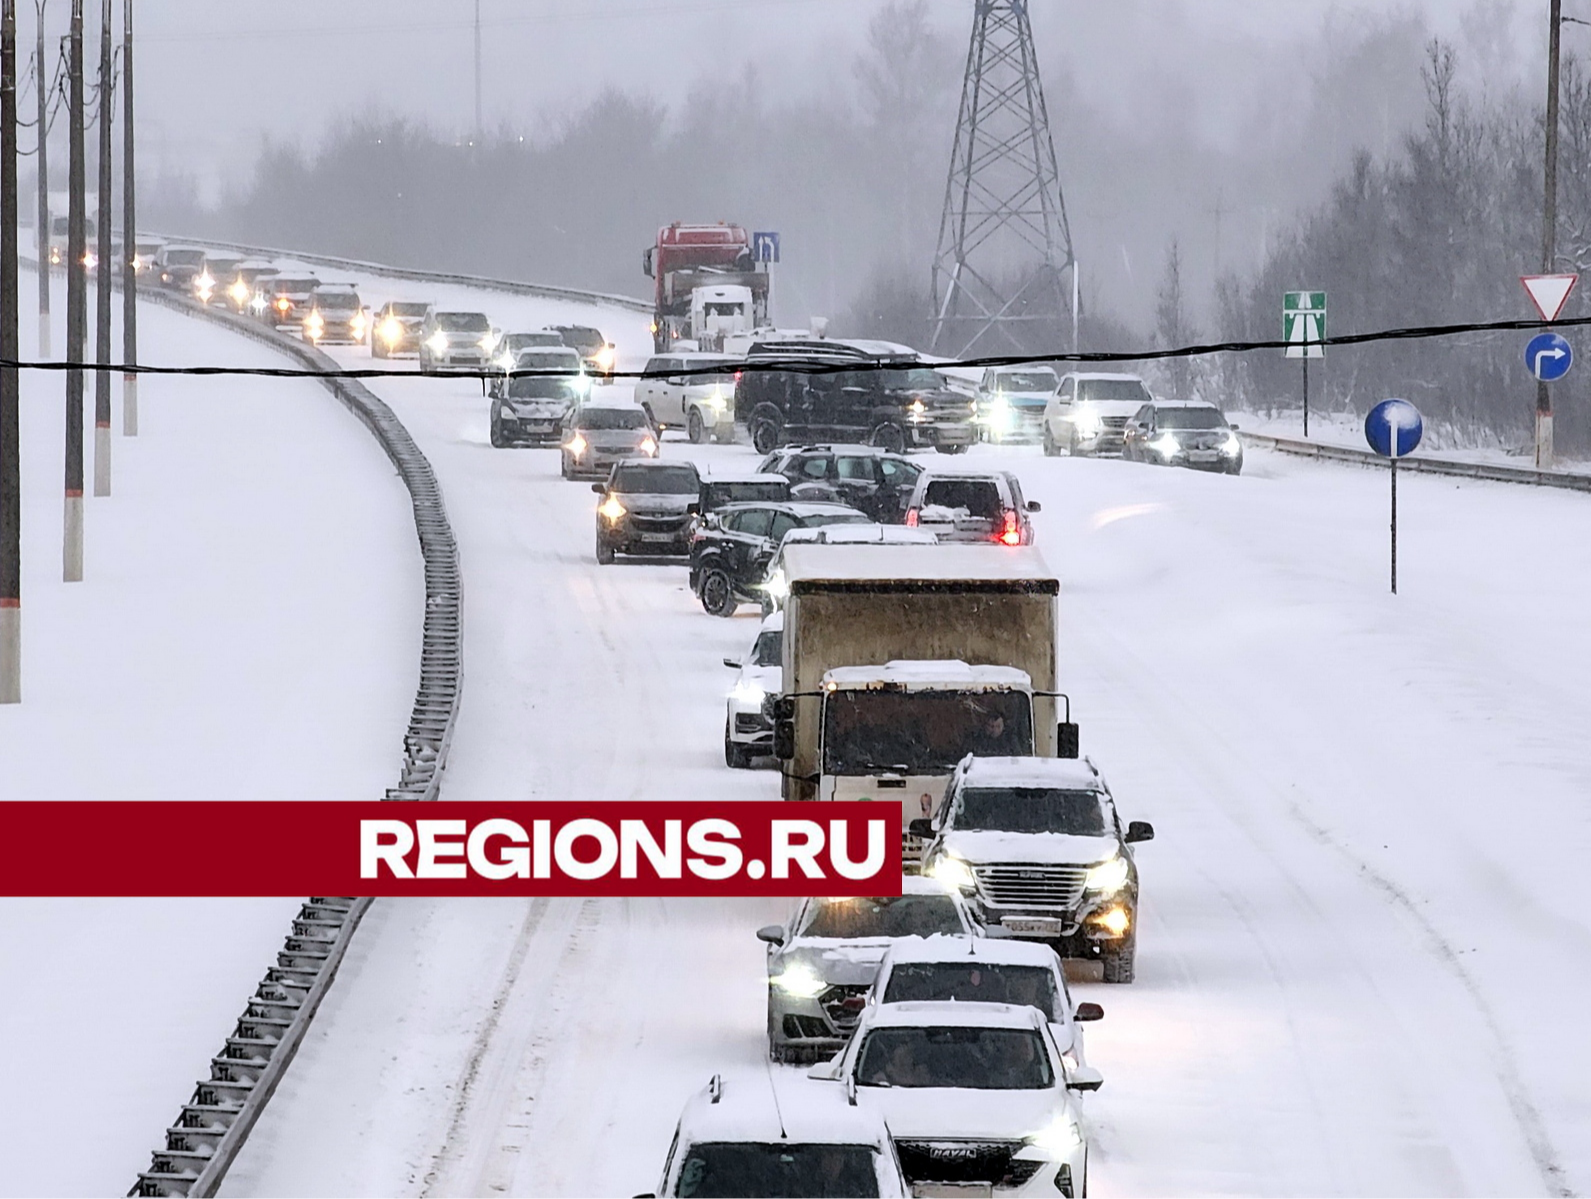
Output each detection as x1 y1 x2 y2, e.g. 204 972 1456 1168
914 1185 993 1198
524 422 553 431
639 532 676 542
1003 917 1065 936
1188 450 1219 462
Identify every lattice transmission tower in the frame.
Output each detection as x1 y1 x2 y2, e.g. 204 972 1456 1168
930 0 1076 357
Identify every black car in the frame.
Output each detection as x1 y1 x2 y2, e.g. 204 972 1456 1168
734 341 976 455
1121 400 1244 474
593 461 703 563
698 471 791 515
688 500 869 616
551 324 616 377
754 445 924 523
490 376 579 447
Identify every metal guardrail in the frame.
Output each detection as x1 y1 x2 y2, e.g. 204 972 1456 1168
153 232 654 315
117 290 463 1196
1240 430 1591 493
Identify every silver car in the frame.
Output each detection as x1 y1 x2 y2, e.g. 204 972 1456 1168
419 310 496 374
756 878 977 1063
560 402 658 481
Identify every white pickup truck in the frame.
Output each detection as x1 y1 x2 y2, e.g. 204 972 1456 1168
633 351 739 444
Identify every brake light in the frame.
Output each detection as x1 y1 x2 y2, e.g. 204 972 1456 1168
904 508 918 527
998 511 1021 545
734 370 743 383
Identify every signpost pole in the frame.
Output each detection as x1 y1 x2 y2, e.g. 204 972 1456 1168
1390 455 1398 595
1302 354 1309 439
1540 0 1563 469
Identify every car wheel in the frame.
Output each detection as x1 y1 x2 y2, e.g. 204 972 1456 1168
1101 934 1136 984
1070 430 1086 457
699 568 738 617
372 339 385 360
687 407 707 444
935 442 967 455
596 539 615 565
870 422 906 454
750 408 783 455
560 455 572 480
489 411 506 448
725 724 753 769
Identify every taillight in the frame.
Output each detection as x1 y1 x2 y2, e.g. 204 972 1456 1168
998 511 1021 545
904 508 918 527
734 370 743 383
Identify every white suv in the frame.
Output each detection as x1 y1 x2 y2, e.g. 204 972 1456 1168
1042 372 1153 457
633 352 739 444
722 612 781 768
810 1000 1100 1197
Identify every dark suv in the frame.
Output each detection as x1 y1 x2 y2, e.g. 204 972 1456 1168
689 501 869 616
755 445 923 523
593 461 703 563
1121 399 1244 474
734 341 976 455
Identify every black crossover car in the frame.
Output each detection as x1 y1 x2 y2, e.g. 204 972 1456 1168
594 461 703 563
754 445 924 523
688 500 869 616
490 376 579 447
1120 400 1244 474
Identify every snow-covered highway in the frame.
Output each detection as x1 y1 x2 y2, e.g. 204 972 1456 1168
202 283 1591 1197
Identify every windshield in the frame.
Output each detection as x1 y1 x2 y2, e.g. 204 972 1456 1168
920 479 1002 520
437 312 490 332
273 278 318 293
508 333 565 348
857 1026 1053 1090
164 249 205 267
674 1143 879 1199
878 367 943 391
801 512 871 531
505 377 576 401
390 302 430 317
1157 407 1228 430
611 464 699 495
752 630 782 668
517 352 582 372
822 690 1033 774
577 407 649 430
798 894 964 939
706 481 788 507
315 292 360 310
995 370 1058 392
557 327 604 352
882 962 1059 1020
204 259 242 275
957 787 1109 836
1078 379 1150 404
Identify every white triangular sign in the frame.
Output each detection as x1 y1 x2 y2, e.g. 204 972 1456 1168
1521 273 1578 321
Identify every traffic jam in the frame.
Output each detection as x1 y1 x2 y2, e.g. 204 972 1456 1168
147 223 1252 1199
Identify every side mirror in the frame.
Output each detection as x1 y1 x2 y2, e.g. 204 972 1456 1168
1057 722 1080 759
687 501 701 515
773 719 796 761
591 483 607 495
807 1056 843 1082
1125 821 1155 844
723 657 740 669
908 818 936 840
1229 421 1240 431
1073 1002 1104 1023
772 696 796 721
756 924 785 945
1026 500 1042 513
1066 1066 1104 1093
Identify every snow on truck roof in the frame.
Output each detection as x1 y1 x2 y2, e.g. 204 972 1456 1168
674 1074 893 1147
823 661 1032 690
1064 371 1146 382
782 544 1057 590
960 755 1104 791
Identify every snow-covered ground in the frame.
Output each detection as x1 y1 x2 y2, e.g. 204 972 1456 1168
216 282 1591 1197
0 274 420 1197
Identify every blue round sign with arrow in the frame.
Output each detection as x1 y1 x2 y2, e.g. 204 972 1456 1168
1364 398 1423 458
1525 331 1573 382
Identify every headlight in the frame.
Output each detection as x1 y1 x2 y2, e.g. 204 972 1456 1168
597 496 626 523
229 279 250 304
762 568 789 600
479 332 498 352
194 271 211 290
988 396 1011 429
1222 433 1241 455
706 387 726 410
928 856 975 892
1093 906 1130 936
496 351 516 370
771 964 827 999
1074 407 1103 437
427 331 450 353
1027 1116 1084 1158
572 373 593 394
1084 853 1129 894
908 397 926 422
305 315 324 340
730 678 766 704
638 435 658 456
380 317 404 345
566 432 588 456
351 312 367 336
595 344 616 370
276 296 292 313
1151 433 1180 458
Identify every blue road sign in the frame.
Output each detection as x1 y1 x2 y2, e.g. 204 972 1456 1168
753 231 780 264
1525 331 1573 381
1365 398 1424 458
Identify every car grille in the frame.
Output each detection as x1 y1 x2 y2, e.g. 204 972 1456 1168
735 713 769 735
974 863 1087 910
818 984 870 1033
1102 416 1129 429
628 515 688 534
894 1141 1042 1187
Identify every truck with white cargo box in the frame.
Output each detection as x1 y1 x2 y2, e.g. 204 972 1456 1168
771 544 1075 858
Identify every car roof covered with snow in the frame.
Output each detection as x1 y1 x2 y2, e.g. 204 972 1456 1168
783 544 1055 588
823 661 1032 690
958 755 1105 792
1151 398 1224 411
672 1074 894 1148
713 500 868 520
1061 371 1147 382
778 524 939 546
857 999 1050 1031
704 468 789 484
877 934 1066 969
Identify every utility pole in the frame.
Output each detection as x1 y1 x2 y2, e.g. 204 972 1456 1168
91 0 107 495
33 0 46 358
119 0 132 434
472 0 481 141
63 0 81 581
2 0 21 702
1540 0 1563 469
